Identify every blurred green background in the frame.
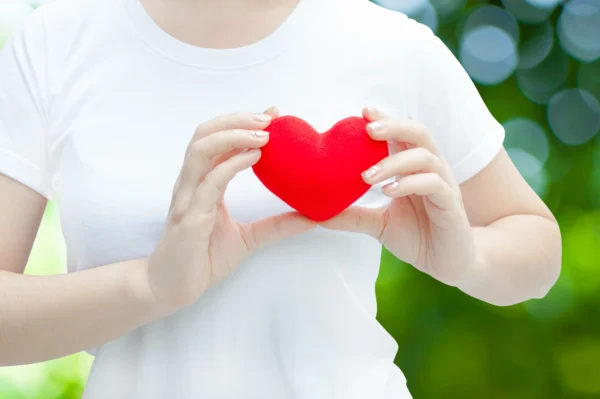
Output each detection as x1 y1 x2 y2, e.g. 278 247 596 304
1 0 599 398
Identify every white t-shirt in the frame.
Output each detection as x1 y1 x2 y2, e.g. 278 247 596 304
0 0 505 397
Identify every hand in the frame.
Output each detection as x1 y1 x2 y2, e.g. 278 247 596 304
320 107 477 286
146 108 317 309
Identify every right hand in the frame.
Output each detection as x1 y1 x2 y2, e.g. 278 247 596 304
145 107 316 309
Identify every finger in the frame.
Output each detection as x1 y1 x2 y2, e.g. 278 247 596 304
209 106 279 167
186 149 263 216
186 108 275 155
361 147 451 185
240 211 317 252
197 128 270 160
318 206 386 240
363 107 441 157
173 130 269 219
383 173 457 211
212 148 244 168
210 107 279 189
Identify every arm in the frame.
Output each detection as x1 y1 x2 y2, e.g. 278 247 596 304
455 149 562 306
0 174 170 366
0 258 167 366
403 22 562 305
321 113 561 308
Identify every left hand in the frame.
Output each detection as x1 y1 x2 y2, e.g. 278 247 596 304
320 106 478 286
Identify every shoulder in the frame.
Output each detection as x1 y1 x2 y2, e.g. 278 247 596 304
329 0 442 66
19 0 126 86
5 0 117 48
36 0 112 22
35 0 122 46
24 0 109 33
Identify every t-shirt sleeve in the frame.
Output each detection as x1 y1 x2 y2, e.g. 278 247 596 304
0 7 55 201
407 22 505 184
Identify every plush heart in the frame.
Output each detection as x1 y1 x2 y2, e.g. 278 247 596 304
252 115 389 222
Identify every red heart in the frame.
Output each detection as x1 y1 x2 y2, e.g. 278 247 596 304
252 115 389 221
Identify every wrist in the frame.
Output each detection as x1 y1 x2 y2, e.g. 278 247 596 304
124 258 178 321
448 234 488 290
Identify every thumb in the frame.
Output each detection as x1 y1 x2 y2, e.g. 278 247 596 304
319 206 385 240
242 211 317 252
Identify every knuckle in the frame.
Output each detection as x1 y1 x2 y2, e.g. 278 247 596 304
193 123 205 138
410 147 433 169
452 189 464 204
432 174 447 190
189 139 210 159
193 121 213 141
410 120 428 135
180 211 213 231
202 174 226 195
426 150 441 168
169 204 187 224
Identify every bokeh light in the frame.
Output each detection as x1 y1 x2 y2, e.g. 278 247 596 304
460 25 518 85
578 60 600 103
518 21 554 69
460 5 520 43
516 45 570 104
557 0 600 62
547 88 600 146
457 6 520 85
373 0 439 32
524 0 561 10
501 0 557 23
430 0 466 20
504 118 550 165
506 148 549 196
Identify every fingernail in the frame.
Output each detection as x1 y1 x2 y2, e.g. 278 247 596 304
362 164 381 179
253 113 272 123
253 130 269 138
384 181 399 192
366 106 378 115
367 121 384 134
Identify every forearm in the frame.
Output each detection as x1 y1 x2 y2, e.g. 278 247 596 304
455 214 562 306
0 258 173 366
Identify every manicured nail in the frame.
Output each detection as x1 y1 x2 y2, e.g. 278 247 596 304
384 181 399 192
367 121 384 134
362 164 382 179
365 106 378 115
253 130 269 138
253 113 272 123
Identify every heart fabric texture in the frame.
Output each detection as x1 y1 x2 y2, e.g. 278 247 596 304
252 115 390 222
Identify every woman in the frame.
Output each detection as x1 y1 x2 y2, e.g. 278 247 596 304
0 0 561 397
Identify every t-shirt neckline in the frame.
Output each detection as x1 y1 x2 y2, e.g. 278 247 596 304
122 0 319 70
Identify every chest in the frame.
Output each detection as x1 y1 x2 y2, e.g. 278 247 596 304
49 60 406 271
